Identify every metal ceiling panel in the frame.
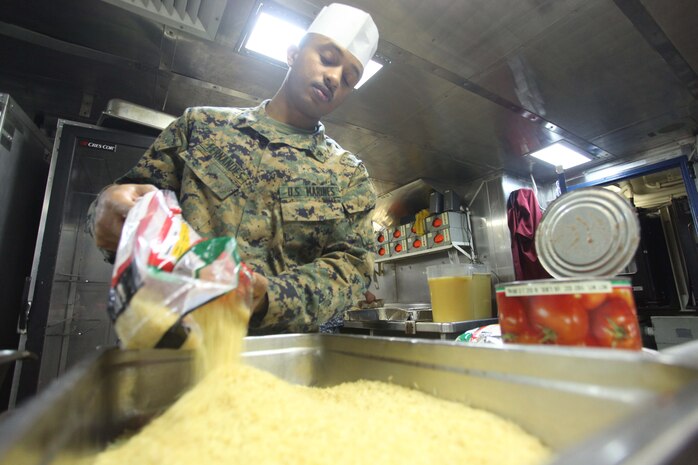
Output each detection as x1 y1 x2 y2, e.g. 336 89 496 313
635 0 698 84
368 85 560 178
590 111 697 159
348 0 523 78
159 73 259 116
0 35 159 126
0 0 696 194
327 62 456 138
471 0 696 156
0 0 162 67
356 138 492 188
169 34 286 100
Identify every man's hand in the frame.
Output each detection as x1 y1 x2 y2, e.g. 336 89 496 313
94 184 158 251
251 272 269 315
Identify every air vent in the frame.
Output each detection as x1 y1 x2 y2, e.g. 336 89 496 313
101 0 227 41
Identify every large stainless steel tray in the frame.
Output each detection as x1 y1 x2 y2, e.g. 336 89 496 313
1 334 698 465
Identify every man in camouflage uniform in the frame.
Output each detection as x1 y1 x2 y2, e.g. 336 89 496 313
90 4 379 334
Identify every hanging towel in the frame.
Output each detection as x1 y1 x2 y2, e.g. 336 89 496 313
507 188 551 281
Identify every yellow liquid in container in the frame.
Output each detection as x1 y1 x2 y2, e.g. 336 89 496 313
472 273 493 320
428 275 473 322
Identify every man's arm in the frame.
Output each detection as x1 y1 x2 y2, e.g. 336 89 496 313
249 162 376 333
85 112 191 255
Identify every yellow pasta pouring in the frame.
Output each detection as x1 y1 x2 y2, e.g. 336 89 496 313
107 190 252 351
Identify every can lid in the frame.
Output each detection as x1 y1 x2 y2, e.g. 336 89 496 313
535 187 640 278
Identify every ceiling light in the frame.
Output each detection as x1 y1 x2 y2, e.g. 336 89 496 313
529 141 592 170
243 11 307 64
354 59 383 89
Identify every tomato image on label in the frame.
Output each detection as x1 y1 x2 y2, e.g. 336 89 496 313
577 293 607 310
496 283 642 350
527 295 589 345
499 296 527 334
432 218 443 228
589 298 642 349
498 296 541 343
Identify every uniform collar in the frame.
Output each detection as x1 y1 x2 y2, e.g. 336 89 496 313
233 100 330 163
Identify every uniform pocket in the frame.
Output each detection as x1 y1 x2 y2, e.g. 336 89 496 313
179 145 239 200
279 195 344 260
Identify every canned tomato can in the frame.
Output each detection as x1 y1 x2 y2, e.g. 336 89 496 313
496 278 642 350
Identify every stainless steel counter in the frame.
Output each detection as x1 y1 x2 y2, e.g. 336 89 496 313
1 335 698 465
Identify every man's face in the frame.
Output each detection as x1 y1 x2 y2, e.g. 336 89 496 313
285 34 364 121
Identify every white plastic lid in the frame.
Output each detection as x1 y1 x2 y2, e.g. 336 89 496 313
535 187 640 278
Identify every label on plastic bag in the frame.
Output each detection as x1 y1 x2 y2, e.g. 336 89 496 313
107 190 252 349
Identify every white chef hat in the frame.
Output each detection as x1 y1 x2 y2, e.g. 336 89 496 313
306 3 379 70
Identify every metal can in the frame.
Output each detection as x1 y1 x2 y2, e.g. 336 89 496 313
535 187 640 278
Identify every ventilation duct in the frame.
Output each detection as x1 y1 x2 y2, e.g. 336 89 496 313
101 0 227 41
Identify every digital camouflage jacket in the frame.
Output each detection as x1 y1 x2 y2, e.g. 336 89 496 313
91 101 376 334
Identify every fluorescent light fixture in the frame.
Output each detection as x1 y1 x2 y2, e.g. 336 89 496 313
242 7 383 89
529 141 592 169
355 59 383 89
244 11 306 64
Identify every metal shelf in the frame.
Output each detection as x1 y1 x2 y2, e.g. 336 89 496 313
375 241 472 263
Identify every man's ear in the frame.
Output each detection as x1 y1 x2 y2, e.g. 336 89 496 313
287 45 299 67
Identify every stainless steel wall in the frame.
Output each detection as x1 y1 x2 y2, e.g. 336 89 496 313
370 254 451 304
468 173 559 285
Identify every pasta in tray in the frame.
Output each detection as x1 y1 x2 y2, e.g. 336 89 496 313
92 297 550 465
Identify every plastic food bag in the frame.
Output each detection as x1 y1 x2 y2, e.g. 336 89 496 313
455 324 503 346
107 190 252 349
